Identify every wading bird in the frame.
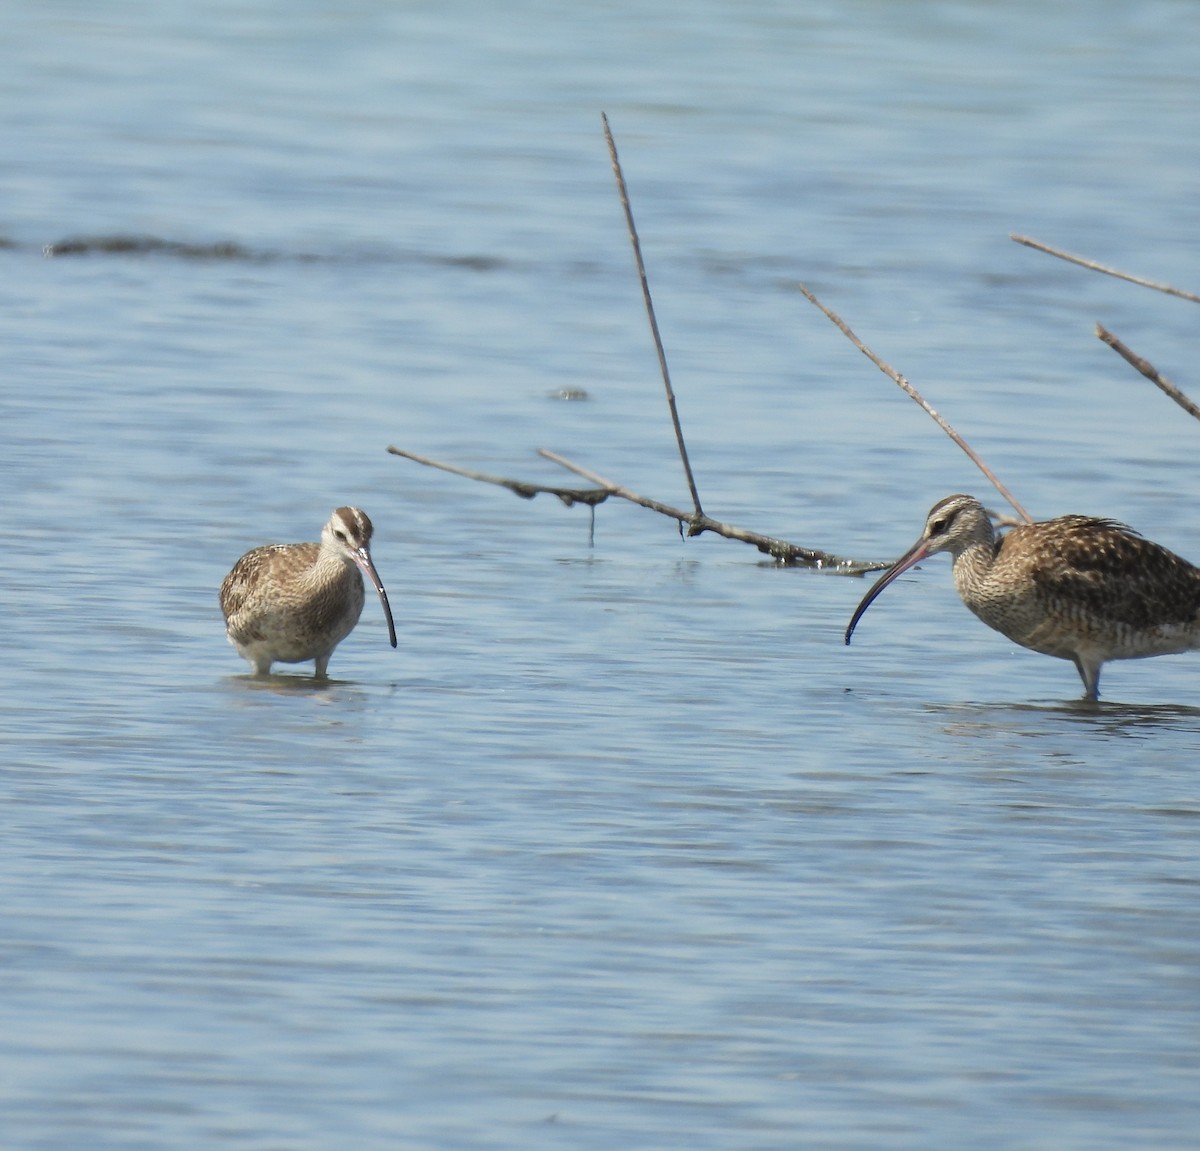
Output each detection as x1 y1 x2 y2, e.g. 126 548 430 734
844 494 1200 700
220 506 397 677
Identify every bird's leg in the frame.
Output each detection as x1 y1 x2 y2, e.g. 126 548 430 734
1073 655 1101 701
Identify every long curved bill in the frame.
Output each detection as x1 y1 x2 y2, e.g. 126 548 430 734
844 538 931 645
353 548 399 649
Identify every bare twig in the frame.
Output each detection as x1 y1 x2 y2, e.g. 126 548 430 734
796 282 1033 524
1011 235 1200 304
539 449 889 572
385 123 900 574
385 444 888 570
601 112 704 520
386 446 610 507
1095 325 1200 424
537 449 694 526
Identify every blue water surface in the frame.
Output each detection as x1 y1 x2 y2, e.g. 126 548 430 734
2 2 1199 1148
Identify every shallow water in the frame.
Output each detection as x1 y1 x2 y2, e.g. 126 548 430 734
3 2 1199 1148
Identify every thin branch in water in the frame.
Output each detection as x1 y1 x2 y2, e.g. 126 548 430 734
1095 325 1200 424
538 449 889 572
795 282 1033 524
601 111 705 520
386 446 610 507
1011 235 1200 304
386 126 899 575
538 449 693 526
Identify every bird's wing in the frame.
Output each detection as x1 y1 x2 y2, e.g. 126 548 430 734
1025 517 1200 629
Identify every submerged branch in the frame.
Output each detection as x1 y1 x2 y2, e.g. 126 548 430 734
1095 325 1200 424
383 444 888 572
796 282 1033 524
538 450 889 572
1011 235 1200 304
386 446 610 507
385 121 900 576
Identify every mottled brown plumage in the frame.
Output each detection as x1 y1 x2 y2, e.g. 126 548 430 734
845 494 1200 700
220 506 398 677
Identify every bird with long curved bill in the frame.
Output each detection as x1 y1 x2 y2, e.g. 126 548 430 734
220 506 398 678
845 494 1200 700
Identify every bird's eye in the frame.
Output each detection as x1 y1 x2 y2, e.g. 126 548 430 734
930 516 951 534
334 530 347 543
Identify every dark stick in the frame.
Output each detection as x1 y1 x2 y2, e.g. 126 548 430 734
386 443 889 570
1011 235 1200 304
1096 325 1200 423
386 446 610 507
796 282 1034 524
539 449 890 572
601 112 705 521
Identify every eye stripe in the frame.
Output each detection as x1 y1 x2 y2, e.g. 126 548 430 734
330 507 374 547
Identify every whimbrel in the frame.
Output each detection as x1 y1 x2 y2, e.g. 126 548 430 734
220 506 397 677
845 494 1200 700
